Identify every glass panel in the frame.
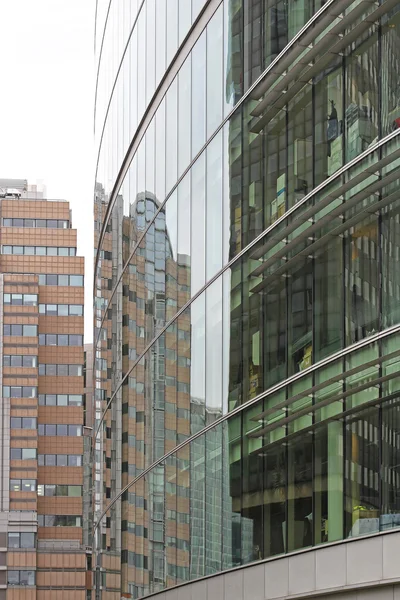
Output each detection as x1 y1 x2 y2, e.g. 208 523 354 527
70 275 83 286
46 455 56 466
24 294 37 306
178 57 191 179
206 5 223 138
191 31 206 159
22 449 36 460
47 274 58 285
58 395 68 406
59 274 69 286
45 484 56 497
190 154 206 295
166 78 178 195
206 279 223 414
344 36 379 163
166 0 178 66
345 407 379 538
8 533 20 548
177 173 191 310
24 326 37 337
58 485 68 496
69 305 82 316
59 304 69 316
155 0 166 86
21 533 35 548
58 335 69 346
8 571 19 585
58 455 68 466
206 131 223 279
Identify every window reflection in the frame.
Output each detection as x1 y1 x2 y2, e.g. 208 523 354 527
93 1 400 598
98 360 400 595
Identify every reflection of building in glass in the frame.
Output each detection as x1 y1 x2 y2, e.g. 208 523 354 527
94 190 194 597
94 1 400 599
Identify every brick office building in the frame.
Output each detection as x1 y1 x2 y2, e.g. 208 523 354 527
0 179 89 600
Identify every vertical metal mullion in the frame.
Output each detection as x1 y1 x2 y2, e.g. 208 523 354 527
243 0 249 94
341 42 347 542
239 97 246 566
220 414 224 571
378 358 383 526
240 408 245 565
261 128 267 558
202 16 209 576
311 74 317 548
284 98 290 556
377 19 383 333
202 428 206 578
197 41 207 573
377 18 384 529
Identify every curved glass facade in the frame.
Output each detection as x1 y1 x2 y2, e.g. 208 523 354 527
94 0 400 598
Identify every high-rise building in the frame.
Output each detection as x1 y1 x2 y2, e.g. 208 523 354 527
83 343 94 553
93 1 400 599
0 181 89 599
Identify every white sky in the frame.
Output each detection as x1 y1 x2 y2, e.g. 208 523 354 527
0 0 95 341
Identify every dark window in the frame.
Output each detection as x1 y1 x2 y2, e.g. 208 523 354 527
58 455 68 466
47 274 58 286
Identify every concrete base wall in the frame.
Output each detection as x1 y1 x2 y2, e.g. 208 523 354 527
152 530 400 600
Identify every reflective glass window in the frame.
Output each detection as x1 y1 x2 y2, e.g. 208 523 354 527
191 31 206 158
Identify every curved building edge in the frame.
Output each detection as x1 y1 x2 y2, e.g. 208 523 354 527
142 530 400 600
93 0 400 597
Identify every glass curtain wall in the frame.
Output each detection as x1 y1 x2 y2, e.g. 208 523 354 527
93 0 400 598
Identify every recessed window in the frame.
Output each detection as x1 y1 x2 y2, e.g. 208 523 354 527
37 303 83 315
4 386 37 398
37 484 82 497
4 355 37 368
37 274 84 286
2 245 76 256
10 480 36 492
38 424 82 435
38 334 83 346
38 515 82 527
3 324 38 337
8 570 36 586
2 218 70 229
37 454 82 467
10 449 36 460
